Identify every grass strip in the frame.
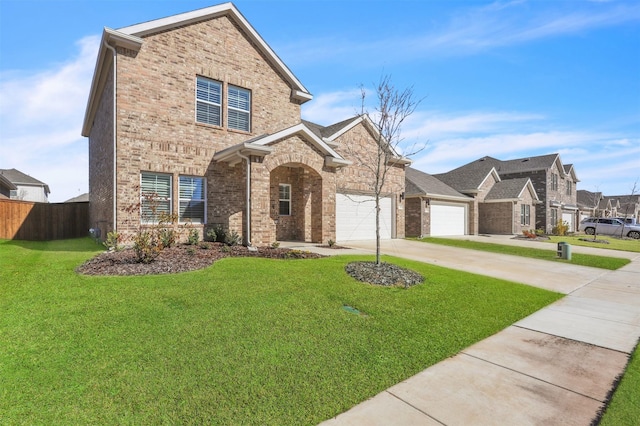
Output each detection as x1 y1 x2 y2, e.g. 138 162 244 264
0 238 561 425
417 237 630 270
599 341 640 425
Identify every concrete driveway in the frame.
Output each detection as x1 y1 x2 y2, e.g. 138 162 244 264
319 238 640 425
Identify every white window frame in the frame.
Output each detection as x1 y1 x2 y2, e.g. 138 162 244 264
227 85 251 132
566 180 572 196
140 172 172 224
196 76 222 126
179 176 206 224
550 208 558 226
279 184 291 216
520 204 530 226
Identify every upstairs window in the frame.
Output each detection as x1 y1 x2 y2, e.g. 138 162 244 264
279 184 291 216
228 85 251 132
551 173 558 191
141 172 172 223
196 76 222 126
566 181 572 195
179 176 206 224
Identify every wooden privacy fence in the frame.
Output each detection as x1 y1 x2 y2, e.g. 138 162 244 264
0 199 89 240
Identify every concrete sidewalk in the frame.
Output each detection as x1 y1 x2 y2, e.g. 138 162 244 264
319 239 640 426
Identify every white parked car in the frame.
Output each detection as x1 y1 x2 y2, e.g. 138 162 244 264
578 217 640 239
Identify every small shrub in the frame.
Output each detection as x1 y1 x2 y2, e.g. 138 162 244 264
210 225 226 243
535 228 545 236
186 247 196 256
158 228 176 248
199 242 210 250
103 231 121 251
327 239 335 248
552 220 569 236
132 230 161 264
225 230 241 246
271 241 280 249
522 229 536 239
205 228 217 242
221 245 232 253
187 228 199 245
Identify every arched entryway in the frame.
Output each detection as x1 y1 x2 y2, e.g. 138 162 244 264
269 163 323 242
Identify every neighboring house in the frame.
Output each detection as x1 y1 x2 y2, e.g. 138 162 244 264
65 193 90 203
436 154 578 233
425 161 538 236
0 168 50 202
611 194 640 221
82 3 407 245
404 167 473 237
579 190 640 222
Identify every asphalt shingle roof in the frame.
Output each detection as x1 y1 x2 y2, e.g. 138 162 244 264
405 167 471 199
302 116 361 140
484 178 532 200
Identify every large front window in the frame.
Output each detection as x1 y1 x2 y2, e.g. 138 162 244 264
179 176 205 224
228 85 251 132
140 172 172 223
196 76 222 126
279 184 291 216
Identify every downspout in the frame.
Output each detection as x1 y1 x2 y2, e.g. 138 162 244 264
237 153 252 247
103 40 117 233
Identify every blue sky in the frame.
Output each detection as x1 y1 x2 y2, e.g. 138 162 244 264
1 0 639 202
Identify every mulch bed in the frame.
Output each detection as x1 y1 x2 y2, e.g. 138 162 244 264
76 243 324 276
77 242 424 288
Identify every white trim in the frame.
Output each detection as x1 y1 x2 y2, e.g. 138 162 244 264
117 3 311 102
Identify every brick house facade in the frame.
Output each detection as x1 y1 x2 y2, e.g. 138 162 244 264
82 3 407 245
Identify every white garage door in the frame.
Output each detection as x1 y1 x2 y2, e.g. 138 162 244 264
336 194 392 241
431 203 466 236
562 212 575 232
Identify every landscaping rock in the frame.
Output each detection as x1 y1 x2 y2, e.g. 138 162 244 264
345 261 424 288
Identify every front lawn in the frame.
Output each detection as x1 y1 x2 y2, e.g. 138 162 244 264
416 237 630 270
547 235 640 253
0 238 562 425
600 341 640 425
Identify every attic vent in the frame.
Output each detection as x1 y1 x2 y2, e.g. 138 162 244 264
522 158 530 162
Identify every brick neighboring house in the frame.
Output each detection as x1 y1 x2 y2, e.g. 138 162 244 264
0 168 50 202
404 167 473 237
578 190 640 222
82 3 407 245
424 162 538 236
436 154 578 233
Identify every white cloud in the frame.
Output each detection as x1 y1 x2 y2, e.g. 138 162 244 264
302 88 639 195
0 35 99 202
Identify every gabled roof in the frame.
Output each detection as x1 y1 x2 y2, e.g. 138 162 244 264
0 168 50 194
0 172 17 191
83 2 312 136
484 178 539 202
495 153 560 174
405 168 472 201
64 193 90 203
577 189 603 208
303 115 412 166
433 159 501 194
213 122 351 168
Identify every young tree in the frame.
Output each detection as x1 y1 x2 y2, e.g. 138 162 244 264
349 75 423 264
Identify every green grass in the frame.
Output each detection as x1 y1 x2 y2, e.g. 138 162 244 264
416 237 630 270
0 238 562 425
547 235 640 253
600 342 640 425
